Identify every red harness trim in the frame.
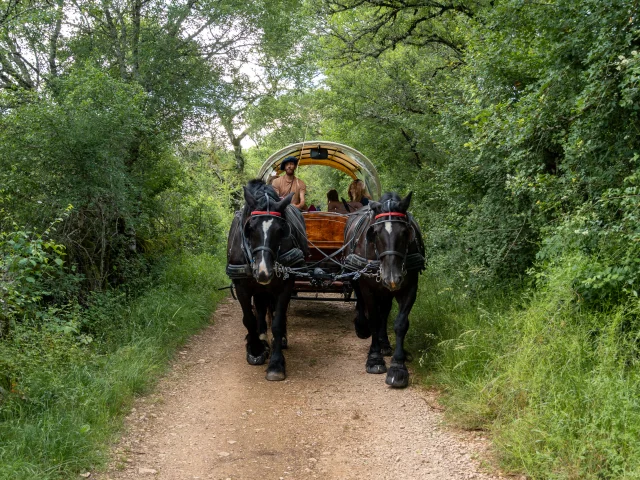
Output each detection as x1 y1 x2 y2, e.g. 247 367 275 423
374 212 407 220
250 211 282 217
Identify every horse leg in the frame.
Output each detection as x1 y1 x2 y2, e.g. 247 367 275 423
386 281 418 388
254 293 271 358
352 280 371 339
237 286 269 366
281 313 288 349
271 296 288 349
266 282 293 381
361 286 386 374
378 295 393 356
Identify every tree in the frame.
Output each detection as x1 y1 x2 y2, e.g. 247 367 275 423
0 0 316 289
320 0 482 62
317 0 640 294
204 0 316 172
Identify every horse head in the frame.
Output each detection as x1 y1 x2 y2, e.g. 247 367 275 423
366 192 413 291
243 180 294 285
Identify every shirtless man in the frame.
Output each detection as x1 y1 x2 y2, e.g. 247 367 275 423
271 156 306 210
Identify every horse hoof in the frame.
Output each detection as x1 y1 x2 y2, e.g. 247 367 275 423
281 336 288 349
246 341 269 365
366 364 387 374
380 345 393 357
385 365 409 388
354 318 371 339
366 354 387 374
246 351 268 366
265 370 286 381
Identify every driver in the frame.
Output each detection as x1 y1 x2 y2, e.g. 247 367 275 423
272 156 306 210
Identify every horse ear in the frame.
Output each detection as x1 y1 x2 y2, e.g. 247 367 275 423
398 192 413 212
275 192 294 211
368 201 381 213
243 187 257 209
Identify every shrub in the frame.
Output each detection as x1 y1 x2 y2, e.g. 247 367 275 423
0 212 82 338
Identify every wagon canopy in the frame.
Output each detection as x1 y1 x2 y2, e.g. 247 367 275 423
257 141 381 200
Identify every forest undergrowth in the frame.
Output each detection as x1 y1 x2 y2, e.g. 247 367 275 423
0 254 227 480
409 261 640 479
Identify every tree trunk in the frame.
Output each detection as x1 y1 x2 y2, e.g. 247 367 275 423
48 0 64 79
131 0 141 80
400 128 422 168
222 119 248 172
232 137 245 172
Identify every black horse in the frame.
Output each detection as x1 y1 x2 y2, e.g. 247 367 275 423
226 179 306 381
344 192 425 388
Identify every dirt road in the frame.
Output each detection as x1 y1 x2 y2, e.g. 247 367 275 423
97 296 501 480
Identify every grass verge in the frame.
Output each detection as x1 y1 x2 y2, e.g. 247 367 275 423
409 261 640 479
0 253 228 480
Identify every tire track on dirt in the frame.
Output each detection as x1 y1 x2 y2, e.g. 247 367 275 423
97 296 503 480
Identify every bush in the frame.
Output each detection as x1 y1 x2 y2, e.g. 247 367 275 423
0 253 227 479
417 255 640 478
0 213 82 338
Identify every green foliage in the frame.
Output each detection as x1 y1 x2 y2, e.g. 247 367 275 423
0 67 154 289
536 163 640 306
320 0 476 61
0 213 82 337
418 256 640 478
316 0 640 478
413 256 640 478
0 0 313 289
0 254 227 479
150 141 239 255
444 0 640 288
1 0 639 478
316 0 640 292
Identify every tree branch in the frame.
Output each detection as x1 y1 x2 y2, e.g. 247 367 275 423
167 0 198 38
325 0 473 61
400 128 422 167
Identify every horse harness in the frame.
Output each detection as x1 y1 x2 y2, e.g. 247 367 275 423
344 207 425 279
227 200 425 282
226 195 305 280
243 211 287 262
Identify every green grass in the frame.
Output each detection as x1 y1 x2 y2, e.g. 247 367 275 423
6 249 639 479
0 253 228 479
409 260 640 479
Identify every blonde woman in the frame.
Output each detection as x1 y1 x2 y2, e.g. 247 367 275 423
348 179 371 206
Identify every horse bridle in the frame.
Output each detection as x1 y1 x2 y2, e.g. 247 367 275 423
242 193 291 264
363 210 414 282
371 211 411 262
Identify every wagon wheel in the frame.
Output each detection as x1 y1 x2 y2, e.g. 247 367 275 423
343 287 353 301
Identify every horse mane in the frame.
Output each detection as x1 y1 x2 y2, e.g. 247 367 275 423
243 179 281 215
378 192 403 211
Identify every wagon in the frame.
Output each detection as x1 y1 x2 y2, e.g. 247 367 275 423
257 141 381 301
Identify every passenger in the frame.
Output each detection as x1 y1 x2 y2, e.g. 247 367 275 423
272 156 306 210
308 204 317 212
348 179 371 207
345 198 363 212
326 189 348 214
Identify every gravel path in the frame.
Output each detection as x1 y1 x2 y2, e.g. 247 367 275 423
95 296 503 480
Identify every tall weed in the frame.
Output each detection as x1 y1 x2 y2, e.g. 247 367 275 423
416 255 640 478
0 253 227 479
